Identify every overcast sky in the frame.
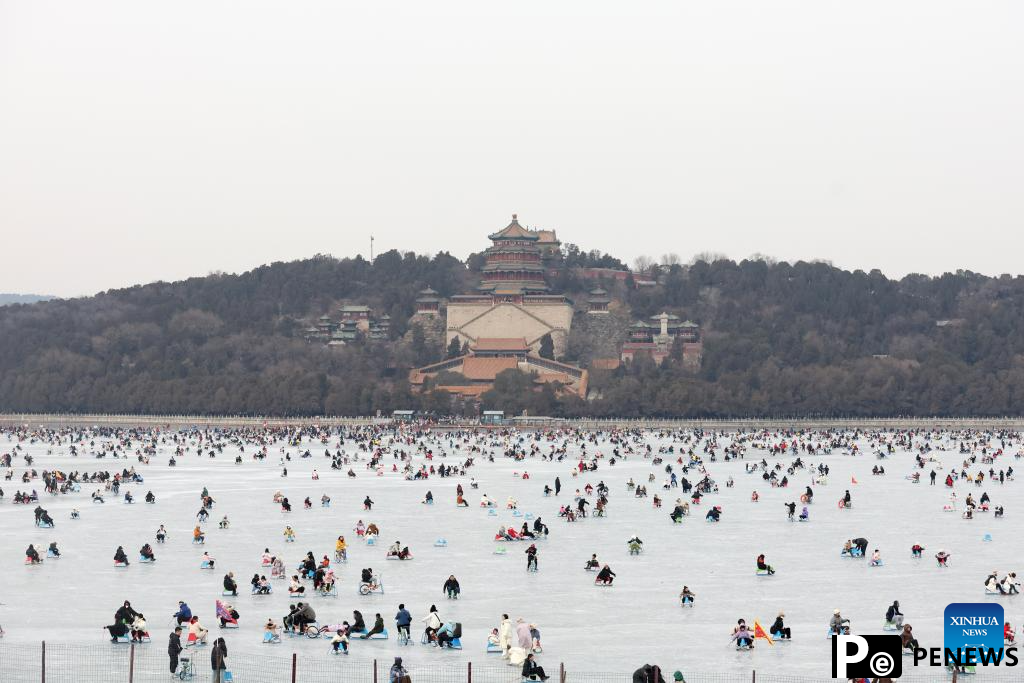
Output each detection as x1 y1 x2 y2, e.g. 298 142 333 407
1 1 1022 297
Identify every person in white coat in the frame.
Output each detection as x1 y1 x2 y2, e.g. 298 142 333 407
422 604 442 642
499 614 513 658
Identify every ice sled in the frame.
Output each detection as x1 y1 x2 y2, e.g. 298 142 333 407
434 539 448 547
221 590 235 597
594 581 614 587
883 621 900 631
365 537 376 546
772 633 790 641
386 554 413 561
984 534 993 542
192 538 205 545
487 640 502 653
262 633 281 644
35 520 53 528
331 647 348 655
755 569 773 577
351 627 388 640
46 550 60 559
139 556 155 564
316 584 338 598
870 560 884 567
488 509 497 517
735 642 753 651
220 621 239 629
840 549 864 558
114 561 129 568
200 561 215 569
512 510 523 517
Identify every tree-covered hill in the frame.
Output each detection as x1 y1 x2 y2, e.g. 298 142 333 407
1 249 1022 418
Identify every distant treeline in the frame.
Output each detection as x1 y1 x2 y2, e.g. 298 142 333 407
1 249 1022 418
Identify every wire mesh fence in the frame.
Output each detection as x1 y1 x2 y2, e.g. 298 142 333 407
2 642 1020 682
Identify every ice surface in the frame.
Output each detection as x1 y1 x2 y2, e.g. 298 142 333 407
1 428 1022 679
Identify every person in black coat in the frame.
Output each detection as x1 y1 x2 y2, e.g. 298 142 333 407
211 637 228 675
105 601 138 641
770 612 791 639
115 601 140 625
223 572 237 596
168 626 183 674
631 664 667 683
522 653 550 680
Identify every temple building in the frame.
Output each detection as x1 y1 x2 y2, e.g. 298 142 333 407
414 288 442 316
445 215 574 357
409 337 588 399
586 288 611 314
620 313 702 366
303 304 390 346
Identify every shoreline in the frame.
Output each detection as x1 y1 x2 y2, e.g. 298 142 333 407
1 412 1023 430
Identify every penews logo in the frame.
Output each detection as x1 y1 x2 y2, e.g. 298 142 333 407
945 603 1005 664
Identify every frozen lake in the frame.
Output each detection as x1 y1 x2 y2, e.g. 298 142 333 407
1 426 1022 680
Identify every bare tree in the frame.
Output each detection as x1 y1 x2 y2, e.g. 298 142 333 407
633 255 655 273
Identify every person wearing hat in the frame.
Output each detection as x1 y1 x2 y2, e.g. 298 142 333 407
830 609 850 635
770 612 790 639
168 626 183 675
389 656 409 683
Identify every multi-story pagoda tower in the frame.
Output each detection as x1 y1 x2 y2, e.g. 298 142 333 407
478 214 549 293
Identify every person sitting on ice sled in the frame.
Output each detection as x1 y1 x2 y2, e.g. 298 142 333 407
443 575 461 599
139 543 155 561
911 544 924 558
114 545 130 565
756 554 775 575
670 504 686 522
47 542 60 558
585 554 600 571
935 550 950 566
25 544 41 563
830 609 851 635
679 586 696 605
731 619 754 648
799 506 809 521
705 506 722 522
885 601 904 628
387 541 411 560
595 565 616 585
770 612 791 639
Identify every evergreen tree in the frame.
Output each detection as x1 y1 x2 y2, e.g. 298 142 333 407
446 336 462 359
539 333 555 360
